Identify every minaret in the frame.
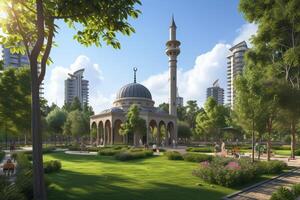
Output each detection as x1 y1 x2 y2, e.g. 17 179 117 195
166 16 180 116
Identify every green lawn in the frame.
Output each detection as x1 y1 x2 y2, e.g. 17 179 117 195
274 150 291 156
44 152 237 200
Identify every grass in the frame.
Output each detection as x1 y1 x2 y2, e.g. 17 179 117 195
44 152 237 200
274 150 291 156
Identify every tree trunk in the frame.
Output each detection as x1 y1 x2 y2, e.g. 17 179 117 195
267 118 272 161
291 121 296 159
30 59 46 200
251 120 255 163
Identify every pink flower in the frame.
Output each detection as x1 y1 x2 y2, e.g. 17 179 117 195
200 161 210 168
225 161 241 170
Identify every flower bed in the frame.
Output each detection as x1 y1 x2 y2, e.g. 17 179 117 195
193 157 287 187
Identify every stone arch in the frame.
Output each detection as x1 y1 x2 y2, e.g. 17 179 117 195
158 121 166 146
105 120 112 145
98 121 104 145
167 121 175 146
149 120 158 144
113 119 123 144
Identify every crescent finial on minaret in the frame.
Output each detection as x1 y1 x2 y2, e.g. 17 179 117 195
133 67 137 83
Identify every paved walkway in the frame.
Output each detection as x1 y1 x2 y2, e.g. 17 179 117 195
224 168 300 200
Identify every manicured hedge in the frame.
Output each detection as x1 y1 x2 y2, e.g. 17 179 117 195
183 153 213 163
115 150 153 161
44 160 62 173
270 184 300 200
186 147 213 153
98 148 123 156
257 160 287 174
165 151 183 160
272 145 291 150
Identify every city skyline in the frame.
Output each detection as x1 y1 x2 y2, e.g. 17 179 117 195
23 0 256 112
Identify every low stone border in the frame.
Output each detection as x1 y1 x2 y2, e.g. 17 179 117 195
65 151 97 156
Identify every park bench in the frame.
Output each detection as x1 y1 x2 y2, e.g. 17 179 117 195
3 161 15 176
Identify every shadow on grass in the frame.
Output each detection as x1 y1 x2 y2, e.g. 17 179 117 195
47 169 229 200
46 152 165 165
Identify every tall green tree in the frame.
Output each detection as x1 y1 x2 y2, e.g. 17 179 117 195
46 107 67 145
0 1 141 198
185 100 200 129
195 97 229 141
120 104 146 145
177 121 192 142
239 0 300 159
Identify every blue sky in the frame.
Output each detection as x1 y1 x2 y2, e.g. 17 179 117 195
44 0 257 112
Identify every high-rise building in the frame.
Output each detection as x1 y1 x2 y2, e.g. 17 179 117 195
65 69 89 106
206 79 224 105
2 47 30 68
227 41 248 108
176 88 183 107
2 46 44 96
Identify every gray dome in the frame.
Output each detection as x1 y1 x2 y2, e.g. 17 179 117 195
116 83 152 100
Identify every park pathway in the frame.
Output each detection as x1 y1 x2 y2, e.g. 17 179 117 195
223 168 300 200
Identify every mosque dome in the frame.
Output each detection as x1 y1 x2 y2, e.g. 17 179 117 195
116 83 152 100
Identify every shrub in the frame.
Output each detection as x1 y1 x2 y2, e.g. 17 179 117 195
257 160 287 174
186 147 213 153
44 160 62 173
183 153 213 162
272 145 291 150
193 157 259 187
115 150 153 161
15 170 34 200
0 151 5 161
98 148 122 156
295 149 300 156
165 151 183 160
292 184 300 198
270 187 295 200
15 152 32 171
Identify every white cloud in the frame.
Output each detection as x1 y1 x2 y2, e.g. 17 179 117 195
44 55 107 112
143 23 257 107
233 23 257 46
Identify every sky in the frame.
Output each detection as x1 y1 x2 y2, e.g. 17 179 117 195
42 0 257 113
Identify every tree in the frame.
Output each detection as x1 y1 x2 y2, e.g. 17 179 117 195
120 104 146 145
0 1 141 198
158 102 186 121
185 100 200 129
46 107 67 145
66 110 88 141
0 60 3 70
177 121 192 142
194 97 229 141
239 0 300 159
70 97 82 111
0 67 31 144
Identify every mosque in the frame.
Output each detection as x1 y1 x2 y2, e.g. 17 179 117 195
90 17 181 146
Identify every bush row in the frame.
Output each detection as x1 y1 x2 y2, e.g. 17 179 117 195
192 157 288 187
270 184 300 200
44 160 62 174
165 151 213 163
186 147 213 153
115 150 153 161
295 149 300 156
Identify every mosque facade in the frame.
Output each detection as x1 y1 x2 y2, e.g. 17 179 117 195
90 17 180 146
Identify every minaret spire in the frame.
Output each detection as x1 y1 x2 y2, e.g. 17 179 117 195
166 15 180 116
133 67 137 83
